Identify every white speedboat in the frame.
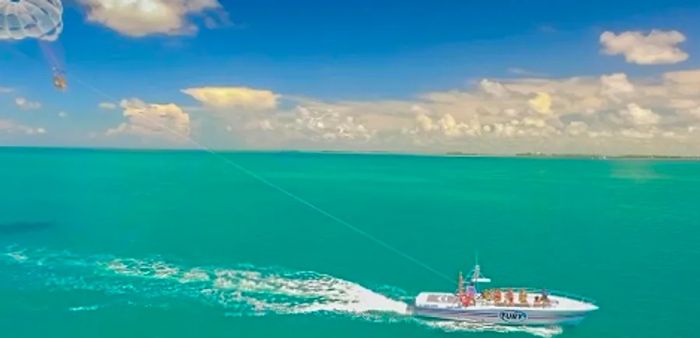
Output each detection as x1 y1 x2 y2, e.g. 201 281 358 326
410 264 598 326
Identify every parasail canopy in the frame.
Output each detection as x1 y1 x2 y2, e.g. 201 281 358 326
0 0 63 41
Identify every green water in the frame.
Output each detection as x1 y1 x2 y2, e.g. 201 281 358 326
1 148 698 337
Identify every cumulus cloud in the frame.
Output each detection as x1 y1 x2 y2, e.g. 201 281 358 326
0 119 46 135
528 92 552 114
415 114 436 132
106 98 191 139
600 73 634 101
15 97 42 110
565 121 589 136
619 103 660 126
403 113 480 139
480 79 508 97
182 87 279 110
689 106 700 119
664 70 700 96
600 30 689 65
439 114 478 137
0 87 14 94
187 68 700 154
247 106 373 143
78 0 227 37
664 69 700 84
620 129 655 139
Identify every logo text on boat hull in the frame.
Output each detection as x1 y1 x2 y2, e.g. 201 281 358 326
499 310 527 322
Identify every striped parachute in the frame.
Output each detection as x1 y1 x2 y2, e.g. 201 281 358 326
0 0 63 41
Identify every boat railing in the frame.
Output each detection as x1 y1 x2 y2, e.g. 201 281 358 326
545 289 597 304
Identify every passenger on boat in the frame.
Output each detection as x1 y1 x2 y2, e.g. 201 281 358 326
505 289 515 305
493 289 502 303
459 292 471 307
466 283 476 296
519 288 528 305
540 289 550 306
466 282 477 305
482 289 492 301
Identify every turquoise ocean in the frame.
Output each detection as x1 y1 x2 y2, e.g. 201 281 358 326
1 148 698 337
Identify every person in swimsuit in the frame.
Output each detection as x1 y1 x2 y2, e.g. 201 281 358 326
505 289 515 305
519 288 528 305
494 289 502 303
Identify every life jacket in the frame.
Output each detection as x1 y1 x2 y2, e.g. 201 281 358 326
460 293 472 307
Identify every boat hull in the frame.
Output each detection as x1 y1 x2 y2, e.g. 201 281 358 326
410 305 589 326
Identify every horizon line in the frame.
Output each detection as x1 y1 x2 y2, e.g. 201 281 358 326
1 145 699 160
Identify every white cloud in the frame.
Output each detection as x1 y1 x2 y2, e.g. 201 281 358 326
182 87 279 110
78 0 227 37
620 129 655 139
0 87 13 94
690 106 700 119
0 119 46 135
522 117 547 128
404 113 479 139
271 106 373 142
99 102 118 110
58 111 68 118
258 120 274 131
528 92 552 114
15 97 42 110
664 69 700 84
106 98 191 139
239 104 377 147
436 114 461 137
664 70 700 96
566 121 589 136
600 73 634 101
189 68 700 154
619 103 660 126
480 79 508 97
600 30 688 65
415 114 436 132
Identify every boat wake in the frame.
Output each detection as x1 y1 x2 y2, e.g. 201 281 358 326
422 321 563 337
2 246 562 337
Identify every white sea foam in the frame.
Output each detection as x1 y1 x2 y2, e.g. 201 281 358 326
421 320 563 338
105 258 179 279
68 305 101 312
5 251 28 262
208 267 408 316
179 268 210 283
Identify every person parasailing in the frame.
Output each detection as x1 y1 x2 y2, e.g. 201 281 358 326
0 0 67 91
52 67 67 91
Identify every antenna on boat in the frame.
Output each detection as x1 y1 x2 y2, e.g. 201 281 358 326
470 250 491 286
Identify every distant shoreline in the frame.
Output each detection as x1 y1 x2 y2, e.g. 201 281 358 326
445 151 700 160
1 145 699 160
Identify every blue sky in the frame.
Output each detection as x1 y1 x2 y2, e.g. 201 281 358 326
1 0 700 154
